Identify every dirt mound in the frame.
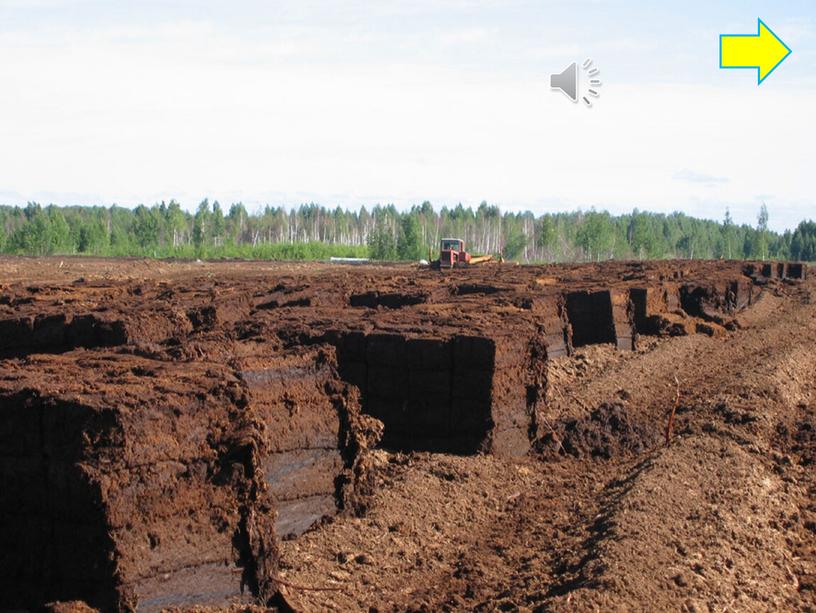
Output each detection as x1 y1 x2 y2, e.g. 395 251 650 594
542 402 659 459
547 435 802 611
776 405 816 467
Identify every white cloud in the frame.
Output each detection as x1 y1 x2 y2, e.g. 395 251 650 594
673 169 729 186
0 2 812 232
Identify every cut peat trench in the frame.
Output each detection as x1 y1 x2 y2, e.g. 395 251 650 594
0 257 808 610
0 346 374 610
320 330 540 456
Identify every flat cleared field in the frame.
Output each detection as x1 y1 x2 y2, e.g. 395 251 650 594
0 257 813 612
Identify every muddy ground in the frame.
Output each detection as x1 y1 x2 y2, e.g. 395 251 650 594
0 256 813 612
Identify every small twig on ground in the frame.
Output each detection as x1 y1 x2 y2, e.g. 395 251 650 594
269 573 346 592
506 491 522 504
570 397 589 411
785 564 800 590
665 376 681 446
539 413 566 455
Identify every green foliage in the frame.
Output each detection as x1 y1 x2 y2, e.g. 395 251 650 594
502 217 528 260
397 215 422 261
755 203 770 260
212 201 225 246
7 204 72 255
368 220 397 260
0 200 809 262
9 212 52 255
576 211 615 261
721 208 737 259
791 220 816 261
165 200 187 247
180 241 367 261
628 210 661 259
192 199 210 252
46 207 71 252
536 216 557 252
132 205 160 250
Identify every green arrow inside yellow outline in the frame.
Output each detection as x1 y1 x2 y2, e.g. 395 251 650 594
720 19 791 85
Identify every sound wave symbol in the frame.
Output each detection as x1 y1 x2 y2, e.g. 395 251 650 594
581 58 602 108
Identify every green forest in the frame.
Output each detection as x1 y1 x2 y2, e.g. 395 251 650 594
1 200 815 262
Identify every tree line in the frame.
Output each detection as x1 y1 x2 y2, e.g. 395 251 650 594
0 200 814 262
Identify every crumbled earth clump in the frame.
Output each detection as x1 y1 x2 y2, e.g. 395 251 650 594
545 401 659 459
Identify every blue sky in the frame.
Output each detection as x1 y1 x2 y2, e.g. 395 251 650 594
0 0 813 230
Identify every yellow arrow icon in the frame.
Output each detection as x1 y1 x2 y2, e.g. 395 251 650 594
720 19 791 84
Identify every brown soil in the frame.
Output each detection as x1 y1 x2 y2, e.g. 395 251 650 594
0 256 813 611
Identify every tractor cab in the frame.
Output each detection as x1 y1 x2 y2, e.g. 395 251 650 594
439 238 470 269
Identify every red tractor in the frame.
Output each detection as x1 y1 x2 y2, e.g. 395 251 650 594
434 238 492 269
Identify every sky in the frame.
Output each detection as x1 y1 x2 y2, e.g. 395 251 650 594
0 0 814 231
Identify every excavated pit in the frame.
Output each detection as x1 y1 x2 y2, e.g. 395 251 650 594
747 260 808 281
565 291 616 348
324 331 543 456
0 257 784 610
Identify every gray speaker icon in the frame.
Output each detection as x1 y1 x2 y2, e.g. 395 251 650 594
551 59 602 107
551 62 578 102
